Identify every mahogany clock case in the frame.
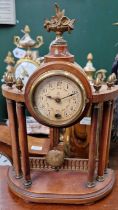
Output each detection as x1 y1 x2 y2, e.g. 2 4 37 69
25 61 92 128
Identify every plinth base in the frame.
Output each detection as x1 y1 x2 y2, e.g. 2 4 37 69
7 167 115 204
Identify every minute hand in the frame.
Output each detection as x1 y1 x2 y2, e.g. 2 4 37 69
61 92 78 100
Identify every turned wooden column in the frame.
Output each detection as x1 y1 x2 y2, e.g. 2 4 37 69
97 101 112 181
105 100 114 171
87 103 99 187
6 99 22 178
16 102 31 186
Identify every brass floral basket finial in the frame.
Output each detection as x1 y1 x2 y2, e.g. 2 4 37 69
44 3 75 38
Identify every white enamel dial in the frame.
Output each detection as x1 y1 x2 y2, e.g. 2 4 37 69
15 59 39 85
31 70 86 127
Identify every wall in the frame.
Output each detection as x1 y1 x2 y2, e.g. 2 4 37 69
0 0 118 121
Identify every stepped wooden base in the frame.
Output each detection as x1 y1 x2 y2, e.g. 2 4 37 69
7 166 115 204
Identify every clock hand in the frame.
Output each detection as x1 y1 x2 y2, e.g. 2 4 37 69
46 92 78 103
21 65 29 77
46 96 54 99
61 91 78 100
46 95 61 103
46 95 55 99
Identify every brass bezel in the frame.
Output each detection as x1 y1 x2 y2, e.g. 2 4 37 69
29 70 87 127
15 58 39 71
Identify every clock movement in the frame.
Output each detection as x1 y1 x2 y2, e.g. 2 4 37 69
2 3 118 205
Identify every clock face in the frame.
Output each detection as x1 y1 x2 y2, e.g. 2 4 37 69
15 59 39 85
30 70 87 127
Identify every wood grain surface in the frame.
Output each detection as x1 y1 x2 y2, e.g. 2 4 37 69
0 165 118 210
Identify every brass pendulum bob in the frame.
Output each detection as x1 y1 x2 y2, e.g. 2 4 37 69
46 149 65 171
15 77 24 91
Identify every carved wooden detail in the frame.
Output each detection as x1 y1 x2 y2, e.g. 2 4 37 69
29 157 98 172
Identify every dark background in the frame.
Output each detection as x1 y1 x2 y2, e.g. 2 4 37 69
0 0 118 121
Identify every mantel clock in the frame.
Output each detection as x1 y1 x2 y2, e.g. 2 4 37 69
15 58 39 85
25 62 92 128
3 3 118 205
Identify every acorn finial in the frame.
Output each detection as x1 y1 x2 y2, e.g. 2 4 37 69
2 51 16 85
84 53 96 82
15 77 24 91
87 53 93 61
4 51 15 65
95 69 107 82
22 25 30 34
6 74 14 88
106 73 116 89
93 77 102 93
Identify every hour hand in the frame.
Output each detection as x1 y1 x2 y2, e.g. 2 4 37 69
46 95 54 99
46 95 61 103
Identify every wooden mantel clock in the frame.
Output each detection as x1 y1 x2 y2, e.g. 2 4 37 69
25 64 92 128
2 3 118 204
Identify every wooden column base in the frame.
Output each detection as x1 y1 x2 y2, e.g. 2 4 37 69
7 167 115 204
